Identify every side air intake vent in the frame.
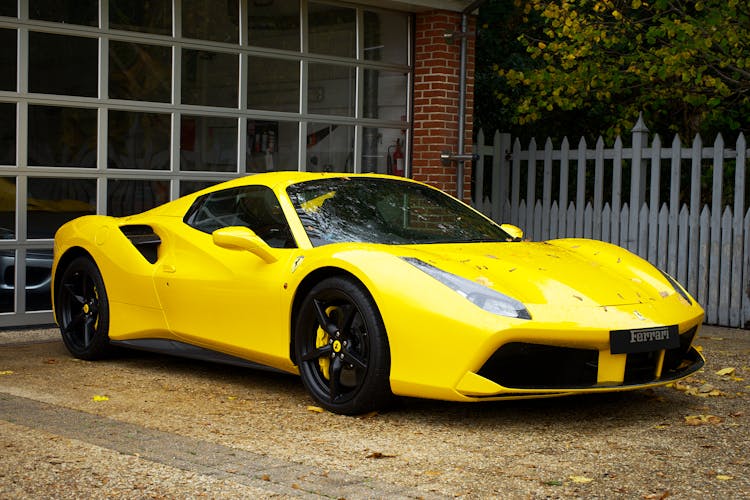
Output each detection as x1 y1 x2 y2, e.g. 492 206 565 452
120 225 161 264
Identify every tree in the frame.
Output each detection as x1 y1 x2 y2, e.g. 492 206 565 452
478 0 750 141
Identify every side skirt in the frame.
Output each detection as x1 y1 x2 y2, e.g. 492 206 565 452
110 338 287 374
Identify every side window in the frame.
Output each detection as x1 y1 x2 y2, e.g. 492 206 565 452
185 186 295 248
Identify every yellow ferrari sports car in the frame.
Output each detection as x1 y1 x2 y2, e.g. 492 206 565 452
52 172 704 414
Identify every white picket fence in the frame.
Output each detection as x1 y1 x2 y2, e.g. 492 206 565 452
472 116 750 328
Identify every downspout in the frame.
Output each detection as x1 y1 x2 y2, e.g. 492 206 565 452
442 0 487 199
456 12 469 200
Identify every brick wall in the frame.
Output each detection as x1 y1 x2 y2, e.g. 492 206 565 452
411 10 476 202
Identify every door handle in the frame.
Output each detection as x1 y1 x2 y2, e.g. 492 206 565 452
161 264 176 273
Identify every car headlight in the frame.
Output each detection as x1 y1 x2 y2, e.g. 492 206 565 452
403 257 531 319
659 270 693 305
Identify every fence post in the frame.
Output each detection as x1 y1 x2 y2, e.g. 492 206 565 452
628 113 649 252
493 132 511 222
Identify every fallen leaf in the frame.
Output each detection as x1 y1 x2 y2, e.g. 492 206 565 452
545 480 563 486
366 452 395 459
642 491 671 500
569 475 594 484
261 474 270 481
0 370 13 376
227 396 237 400
684 414 722 426
715 475 733 481
44 359 58 364
306 405 324 413
92 395 109 402
715 367 735 377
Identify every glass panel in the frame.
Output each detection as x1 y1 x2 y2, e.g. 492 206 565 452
247 56 299 112
308 63 355 117
180 115 237 172
309 2 355 58
247 120 299 173
110 0 172 36
0 1 16 17
25 249 53 311
27 178 96 239
29 32 98 97
0 103 15 165
0 28 16 91
0 176 15 238
247 0 299 51
362 127 406 176
363 10 408 65
305 122 353 173
109 41 171 102
28 106 97 167
182 0 238 44
0 249 14 313
30 0 98 27
181 49 238 108
363 69 408 121
180 179 219 197
108 110 170 170
107 179 170 216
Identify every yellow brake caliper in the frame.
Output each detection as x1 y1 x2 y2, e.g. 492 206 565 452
315 306 336 380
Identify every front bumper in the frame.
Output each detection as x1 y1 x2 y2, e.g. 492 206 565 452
455 326 704 399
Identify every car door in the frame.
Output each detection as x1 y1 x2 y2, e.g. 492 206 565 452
152 185 298 370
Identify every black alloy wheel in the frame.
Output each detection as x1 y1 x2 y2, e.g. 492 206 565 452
295 276 392 415
56 256 113 360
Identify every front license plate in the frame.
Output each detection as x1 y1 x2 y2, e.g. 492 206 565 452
609 325 680 354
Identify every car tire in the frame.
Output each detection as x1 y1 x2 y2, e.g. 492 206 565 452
295 276 392 415
56 256 114 360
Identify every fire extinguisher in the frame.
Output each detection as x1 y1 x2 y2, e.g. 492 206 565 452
387 139 405 177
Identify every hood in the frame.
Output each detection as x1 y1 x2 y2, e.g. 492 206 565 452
401 239 671 308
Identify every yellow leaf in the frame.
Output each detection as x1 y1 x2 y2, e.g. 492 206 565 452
569 475 594 484
306 405 324 413
92 395 109 402
684 414 722 426
0 370 13 376
227 396 237 400
716 475 733 481
715 367 735 377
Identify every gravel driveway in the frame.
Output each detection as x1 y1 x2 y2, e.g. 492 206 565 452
0 325 748 498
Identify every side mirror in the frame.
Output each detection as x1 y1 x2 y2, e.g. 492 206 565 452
212 226 278 263
500 224 524 241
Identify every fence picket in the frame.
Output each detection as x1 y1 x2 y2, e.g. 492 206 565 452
584 202 593 239
731 133 746 327
677 204 689 285
699 206 711 321
658 203 669 272
594 137 605 240
542 138 553 240
668 135 682 277
648 135 662 264
602 203 611 242
719 207 733 326
687 134 703 300
559 138 570 237
550 200 559 238
576 137 587 237
511 138 522 225
612 136 623 247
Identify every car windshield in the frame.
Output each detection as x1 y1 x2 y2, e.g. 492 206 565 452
287 177 512 246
